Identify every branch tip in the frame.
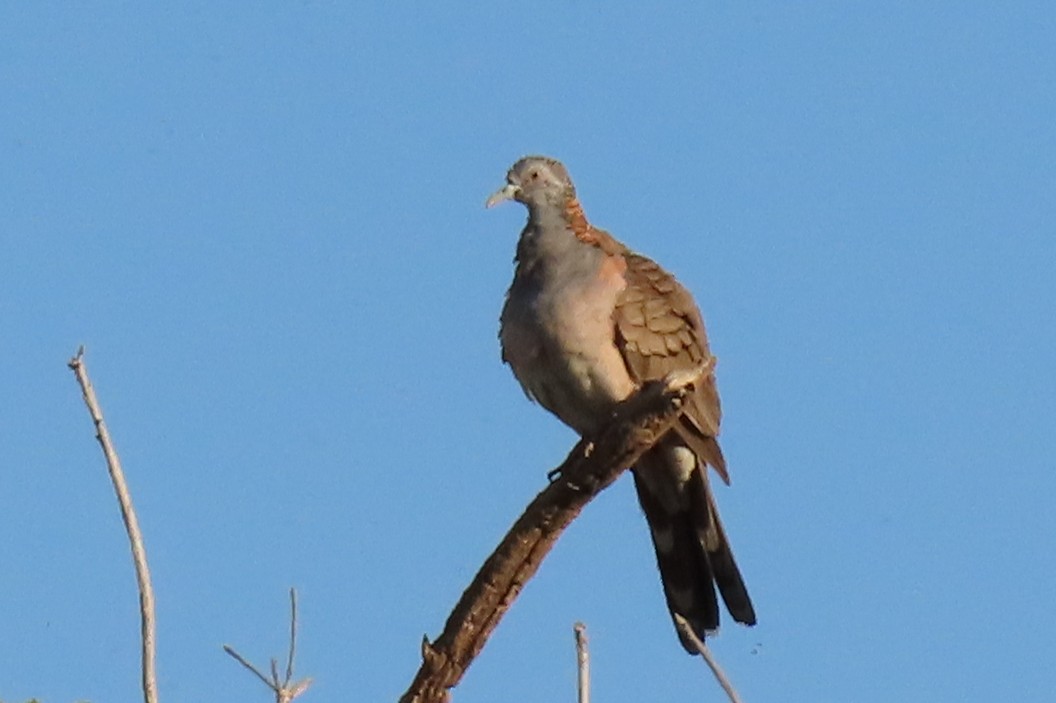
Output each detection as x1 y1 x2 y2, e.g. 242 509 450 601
68 344 86 369
574 622 590 703
673 614 744 703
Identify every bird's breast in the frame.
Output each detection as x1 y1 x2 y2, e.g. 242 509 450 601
501 258 637 435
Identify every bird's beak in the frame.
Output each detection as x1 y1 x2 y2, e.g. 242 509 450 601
485 183 520 208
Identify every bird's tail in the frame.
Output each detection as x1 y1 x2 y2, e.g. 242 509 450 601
632 453 756 654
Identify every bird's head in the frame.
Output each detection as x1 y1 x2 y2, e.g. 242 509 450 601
486 156 575 211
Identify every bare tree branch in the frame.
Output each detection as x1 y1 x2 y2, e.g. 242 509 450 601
399 360 714 703
68 347 158 703
574 622 590 703
224 588 313 703
674 615 744 703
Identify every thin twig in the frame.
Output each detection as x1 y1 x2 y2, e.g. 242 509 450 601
222 645 275 689
573 622 590 703
399 360 714 703
286 588 298 683
674 615 744 703
223 588 313 703
68 347 158 703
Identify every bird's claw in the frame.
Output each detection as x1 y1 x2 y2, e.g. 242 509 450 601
546 440 594 483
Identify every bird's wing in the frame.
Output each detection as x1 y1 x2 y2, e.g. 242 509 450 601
613 251 729 483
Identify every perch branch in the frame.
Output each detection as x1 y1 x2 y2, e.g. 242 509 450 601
68 347 158 703
399 359 714 703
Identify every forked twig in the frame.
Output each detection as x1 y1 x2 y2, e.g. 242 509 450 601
223 588 313 703
68 347 158 703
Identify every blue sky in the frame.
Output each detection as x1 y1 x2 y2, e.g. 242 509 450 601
3 3 1055 702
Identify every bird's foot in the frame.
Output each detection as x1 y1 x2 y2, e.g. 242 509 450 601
546 440 594 483
662 356 717 394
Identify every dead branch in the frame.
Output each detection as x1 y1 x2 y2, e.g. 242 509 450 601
223 588 314 703
67 347 158 703
398 360 714 703
675 614 744 703
574 622 590 703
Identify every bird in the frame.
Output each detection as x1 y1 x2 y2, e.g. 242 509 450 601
487 155 756 653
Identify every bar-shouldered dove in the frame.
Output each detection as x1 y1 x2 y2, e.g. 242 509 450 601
488 156 756 653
